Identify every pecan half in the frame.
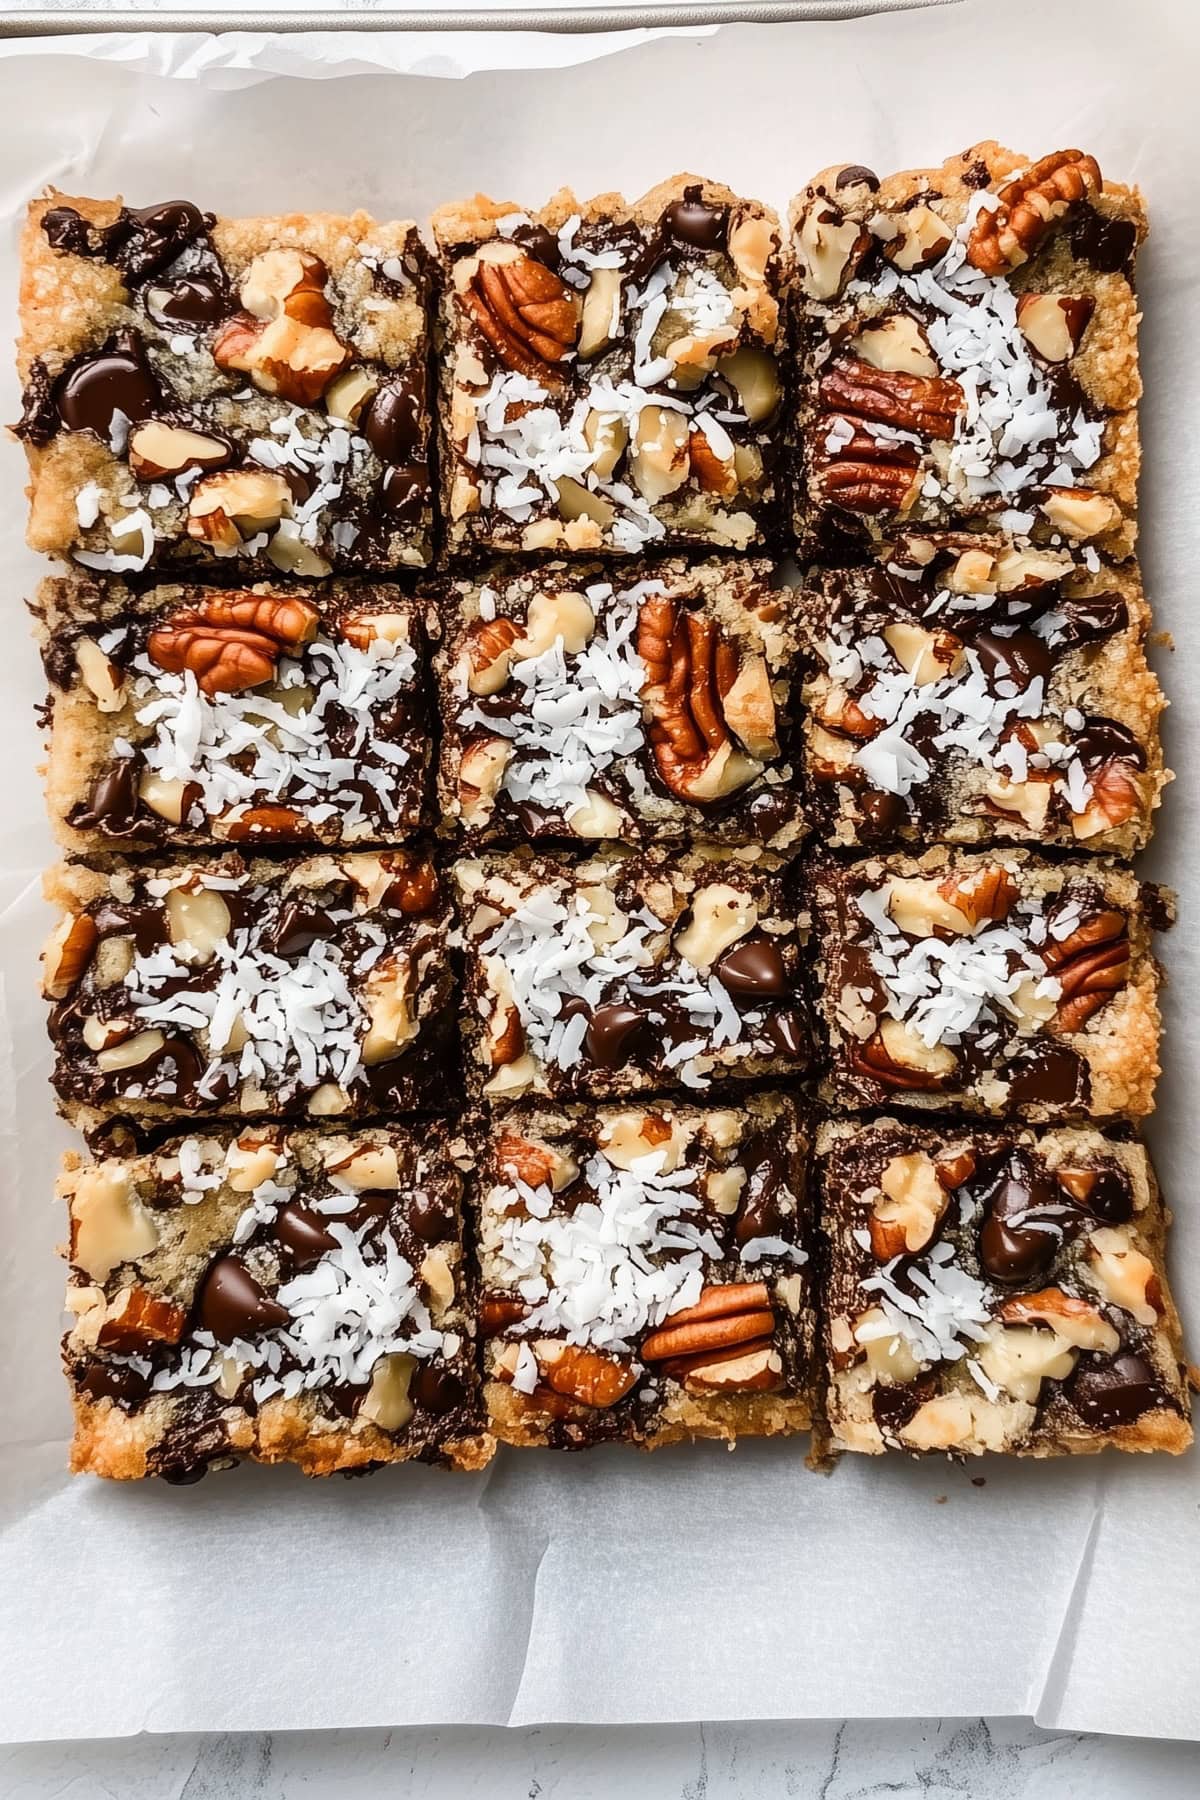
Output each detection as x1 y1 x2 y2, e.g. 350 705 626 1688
641 1281 775 1368
464 251 578 379
966 150 1102 276
539 1342 638 1409
147 592 320 697
480 1294 529 1335
1043 908 1130 1032
636 596 768 801
937 867 1018 929
1071 761 1142 842
819 358 964 439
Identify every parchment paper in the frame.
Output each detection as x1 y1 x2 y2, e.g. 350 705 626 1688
0 0 1197 1744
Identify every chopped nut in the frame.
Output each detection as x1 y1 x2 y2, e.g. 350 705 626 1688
128 420 230 481
459 735 512 828
599 1109 689 1174
324 366 378 424
360 1352 417 1431
137 772 192 825
1087 1227 1159 1324
885 876 972 938
577 266 622 359
420 1249 456 1316
976 1323 1077 1403
852 313 937 376
555 477 616 528
514 589 595 659
569 788 625 838
165 884 231 963
582 410 628 480
214 249 350 405
629 405 690 503
794 195 868 300
43 913 98 1000
96 1028 166 1074
881 204 952 271
96 1285 187 1353
900 1392 975 1449
853 1306 922 1385
360 954 415 1065
326 1142 400 1189
870 1152 948 1258
883 622 965 684
186 468 290 553
1016 293 1094 362
674 883 757 969
1040 487 1123 541
716 347 781 423
75 638 127 712
984 772 1054 831
998 1288 1119 1352
70 1164 158 1282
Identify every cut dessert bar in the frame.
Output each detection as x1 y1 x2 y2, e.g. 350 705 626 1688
819 1117 1191 1457
17 193 434 575
34 575 436 852
435 557 804 849
478 1093 815 1449
432 175 784 559
788 142 1144 559
799 541 1166 852
43 850 454 1136
454 847 810 1104
812 848 1161 1120
61 1124 491 1479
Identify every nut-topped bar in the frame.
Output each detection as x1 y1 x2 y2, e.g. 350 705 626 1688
812 849 1161 1119
454 847 810 1104
34 576 435 852
435 557 804 848
43 851 454 1137
432 175 784 558
62 1125 491 1479
789 143 1143 560
17 194 434 575
478 1093 815 1449
819 1118 1191 1457
799 541 1166 852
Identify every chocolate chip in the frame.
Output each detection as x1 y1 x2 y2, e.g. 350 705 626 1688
365 373 425 463
584 1002 650 1070
763 1008 807 1060
148 274 228 328
1073 715 1147 772
1006 1042 1089 1110
977 1152 1080 1284
972 629 1052 692
275 1202 338 1267
1083 1167 1134 1225
1052 591 1128 651
510 221 561 269
1065 1351 1166 1428
835 165 880 192
664 192 727 251
409 1188 455 1244
1068 207 1137 275
412 1364 466 1415
196 1255 289 1345
268 901 336 958
715 936 788 1003
70 759 144 836
81 1360 152 1405
859 790 908 840
380 462 429 520
55 339 162 442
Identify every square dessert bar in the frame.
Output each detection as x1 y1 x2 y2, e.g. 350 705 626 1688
454 847 811 1104
43 850 455 1136
819 1117 1191 1458
477 1093 815 1449
34 575 436 853
812 848 1161 1120
432 175 784 558
17 193 434 575
789 142 1144 560
61 1124 490 1479
799 540 1166 853
435 557 804 849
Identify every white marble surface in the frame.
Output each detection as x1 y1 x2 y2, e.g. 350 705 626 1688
4 1720 1200 1796
1 1 1196 1792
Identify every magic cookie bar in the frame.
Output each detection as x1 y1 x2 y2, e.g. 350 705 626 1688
43 851 454 1136
435 558 804 849
812 849 1161 1120
432 176 784 558
800 544 1166 853
478 1093 814 1449
17 194 433 575
819 1118 1191 1458
454 847 810 1104
34 576 435 853
62 1125 490 1479
789 143 1143 559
